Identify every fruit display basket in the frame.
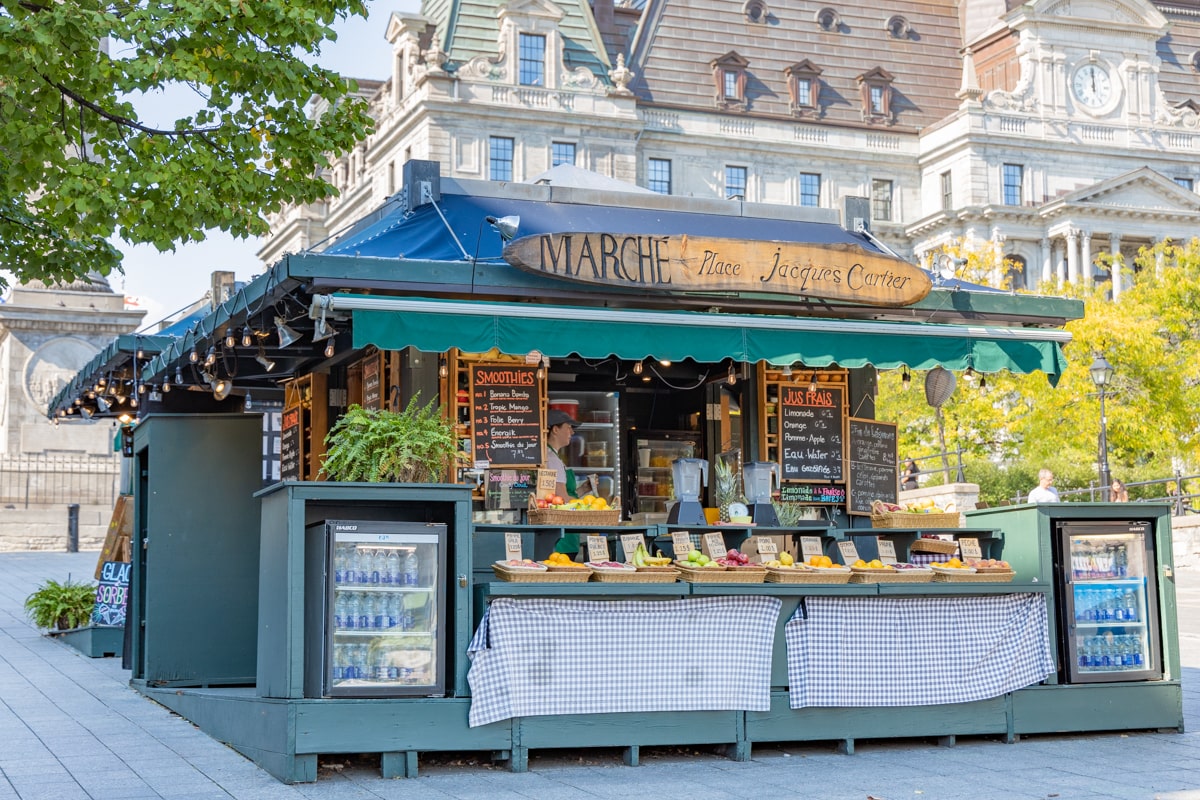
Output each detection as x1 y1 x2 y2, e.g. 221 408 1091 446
932 570 1016 583
871 500 961 530
591 566 680 583
527 496 622 526
676 565 766 584
765 566 851 584
909 537 961 554
849 566 934 584
492 562 592 583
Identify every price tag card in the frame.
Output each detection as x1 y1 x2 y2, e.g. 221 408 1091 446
958 538 982 560
837 540 860 565
620 533 646 564
504 532 523 562
671 532 694 560
702 532 727 559
800 536 824 560
876 538 898 564
587 534 610 564
755 537 778 564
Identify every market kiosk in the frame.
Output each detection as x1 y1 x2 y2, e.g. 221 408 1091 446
46 163 1181 783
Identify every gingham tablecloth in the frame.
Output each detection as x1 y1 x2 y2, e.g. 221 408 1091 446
785 593 1054 709
467 596 781 727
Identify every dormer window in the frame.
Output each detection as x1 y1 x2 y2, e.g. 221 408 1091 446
784 60 822 117
857 67 894 124
710 51 750 110
519 33 546 86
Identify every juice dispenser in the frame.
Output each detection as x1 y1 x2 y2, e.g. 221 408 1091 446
743 461 780 526
667 458 708 525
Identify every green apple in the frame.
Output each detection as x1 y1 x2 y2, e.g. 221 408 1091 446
687 549 702 562
696 554 710 566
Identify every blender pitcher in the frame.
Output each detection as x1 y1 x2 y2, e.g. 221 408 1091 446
667 458 709 525
743 461 781 526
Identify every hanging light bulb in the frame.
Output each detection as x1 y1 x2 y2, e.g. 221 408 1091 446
633 361 643 376
136 341 145 360
138 382 147 395
901 369 911 391
204 346 217 368
979 374 988 389
175 366 184 385
438 357 448 379
244 392 253 411
809 373 819 392
241 327 253 347
161 381 170 393
130 396 139 408
225 329 237 348
189 346 199 363
659 360 672 367
727 363 737 385
324 340 335 358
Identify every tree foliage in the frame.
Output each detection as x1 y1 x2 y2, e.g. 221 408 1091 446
880 238 1200 504
0 0 374 287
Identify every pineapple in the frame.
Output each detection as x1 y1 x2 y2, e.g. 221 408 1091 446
715 458 742 522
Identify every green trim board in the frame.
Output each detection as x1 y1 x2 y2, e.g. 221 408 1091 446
346 296 1071 382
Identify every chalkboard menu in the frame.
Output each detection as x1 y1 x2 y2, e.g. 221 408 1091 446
484 468 552 509
847 418 899 515
778 385 845 481
361 353 382 410
471 364 543 467
280 405 302 481
779 483 846 504
91 561 130 627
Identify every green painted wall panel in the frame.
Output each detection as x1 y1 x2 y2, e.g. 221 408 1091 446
518 710 742 748
1013 683 1183 734
747 692 1009 741
295 698 511 752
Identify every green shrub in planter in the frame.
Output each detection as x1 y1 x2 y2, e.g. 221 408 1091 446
321 396 460 483
24 577 97 631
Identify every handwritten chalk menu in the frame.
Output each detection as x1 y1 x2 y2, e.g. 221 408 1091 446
485 468 538 510
778 385 844 481
91 561 130 626
779 483 846 505
847 418 899 515
361 353 383 410
471 364 543 467
280 405 302 481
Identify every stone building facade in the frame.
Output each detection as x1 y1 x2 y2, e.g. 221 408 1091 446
256 0 1200 296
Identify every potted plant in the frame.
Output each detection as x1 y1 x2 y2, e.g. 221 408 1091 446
24 577 97 631
321 395 461 483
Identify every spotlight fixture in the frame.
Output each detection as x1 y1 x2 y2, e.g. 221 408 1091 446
485 214 521 242
312 315 337 343
211 376 232 401
633 361 643 376
781 365 793 378
241 327 253 348
96 397 110 413
225 329 237 348
275 316 301 348
81 407 95 420
175 366 184 385
255 347 276 372
902 369 911 391
118 412 134 424
189 346 199 363
204 346 217 368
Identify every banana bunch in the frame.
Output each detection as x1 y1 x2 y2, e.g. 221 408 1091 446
631 542 672 567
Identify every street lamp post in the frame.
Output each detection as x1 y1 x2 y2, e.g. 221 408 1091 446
1089 354 1114 493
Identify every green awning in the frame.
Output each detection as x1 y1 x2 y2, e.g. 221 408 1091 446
335 296 1071 383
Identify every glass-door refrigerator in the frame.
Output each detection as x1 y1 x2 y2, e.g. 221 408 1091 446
1055 519 1162 683
305 519 447 697
628 431 703 517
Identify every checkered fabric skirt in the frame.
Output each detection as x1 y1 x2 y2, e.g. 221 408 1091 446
467 596 781 727
785 593 1054 708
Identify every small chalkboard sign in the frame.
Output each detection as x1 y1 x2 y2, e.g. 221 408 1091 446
484 468 539 510
778 385 845 481
471 364 543 467
779 483 846 505
280 405 302 481
92 561 130 627
362 353 383 410
847 418 899 516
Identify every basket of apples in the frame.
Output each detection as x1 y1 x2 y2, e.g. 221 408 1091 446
528 493 621 526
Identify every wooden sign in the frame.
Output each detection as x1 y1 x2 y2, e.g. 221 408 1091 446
779 483 846 505
470 364 543 467
94 495 132 579
800 536 824 560
702 532 727 559
587 534 610 563
361 353 383 410
778 385 844 482
876 538 898 564
503 234 931 307
847 418 898 515
91 561 130 627
959 538 982 560
504 532 523 562
837 540 860 565
672 532 694 560
280 405 302 482
620 533 646 563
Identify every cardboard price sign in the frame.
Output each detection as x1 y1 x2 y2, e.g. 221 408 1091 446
671 532 694 560
587 534 610 563
620 533 646 563
756 537 778 555
958 538 982 560
876 538 898 564
702 532 727 559
837 540 860 565
504 532 524 562
800 536 825 560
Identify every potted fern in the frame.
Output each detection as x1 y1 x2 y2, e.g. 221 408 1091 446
25 576 125 657
321 396 461 483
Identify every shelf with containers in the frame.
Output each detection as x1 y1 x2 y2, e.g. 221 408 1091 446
548 391 620 502
629 431 702 517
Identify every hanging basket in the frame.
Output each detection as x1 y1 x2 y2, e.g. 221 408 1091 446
924 366 956 408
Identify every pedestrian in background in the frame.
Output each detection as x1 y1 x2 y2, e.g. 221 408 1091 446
901 458 919 491
1109 479 1129 502
1028 468 1060 503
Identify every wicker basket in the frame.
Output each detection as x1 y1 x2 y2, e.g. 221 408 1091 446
492 563 592 583
849 566 934 584
765 566 851 584
910 538 960 555
871 500 961 530
676 565 766 584
592 567 680 583
933 570 1016 583
526 496 622 526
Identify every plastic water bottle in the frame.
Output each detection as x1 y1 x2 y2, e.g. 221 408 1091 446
354 594 369 631
334 547 347 583
371 593 386 630
344 593 359 630
355 548 369 584
1123 590 1137 622
365 549 378 585
384 549 400 586
353 644 370 680
334 592 347 630
1132 634 1144 667
385 594 401 629
403 549 419 587
332 644 346 681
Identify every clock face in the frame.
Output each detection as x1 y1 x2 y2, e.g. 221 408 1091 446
1072 64 1112 108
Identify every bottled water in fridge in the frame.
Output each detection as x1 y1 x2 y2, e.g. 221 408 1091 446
403 549 419 587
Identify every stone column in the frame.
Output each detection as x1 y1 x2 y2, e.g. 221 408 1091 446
1081 230 1092 287
1040 237 1053 291
1156 242 1165 279
1054 240 1066 285
1110 233 1123 301
1066 228 1080 285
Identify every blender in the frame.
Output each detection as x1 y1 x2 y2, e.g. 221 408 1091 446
743 461 780 527
666 458 709 525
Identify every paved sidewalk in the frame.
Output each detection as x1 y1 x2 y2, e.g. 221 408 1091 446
3 551 1200 800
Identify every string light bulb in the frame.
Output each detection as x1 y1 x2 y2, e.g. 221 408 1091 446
727 363 737 385
241 327 253 348
175 366 184 385
809 373 819 392
902 369 911 391
324 340 335 358
161 381 170 393
633 361 643 375
204 346 217 368
979 374 988 389
225 329 237 348
244 392 253 411
189 346 199 363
